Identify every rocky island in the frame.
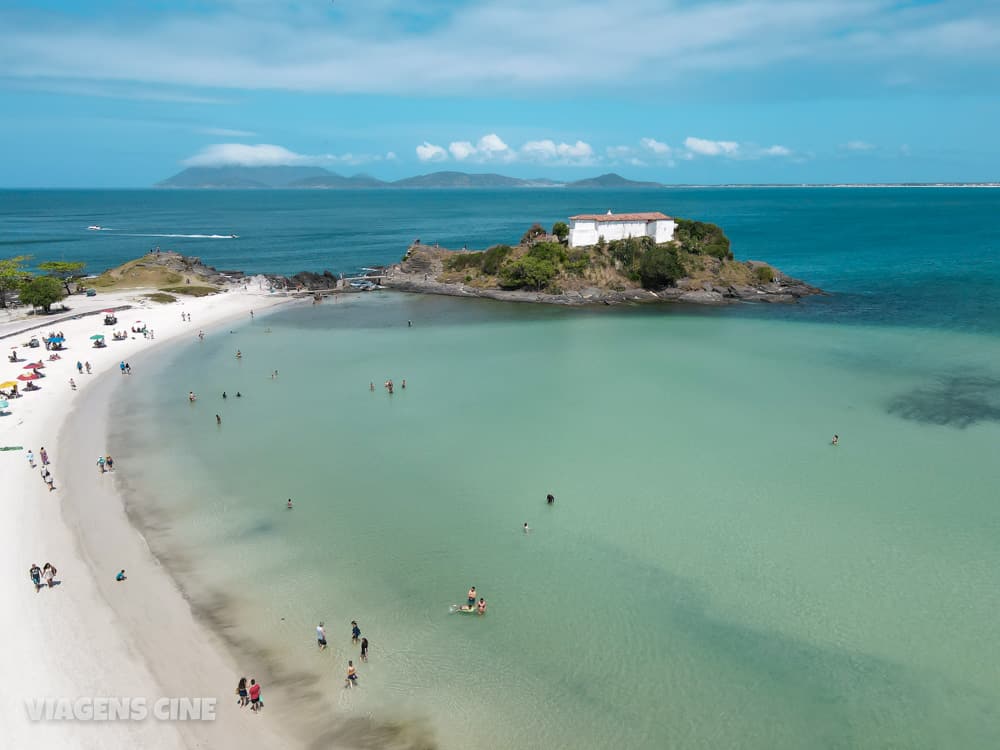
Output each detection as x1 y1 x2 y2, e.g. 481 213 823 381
382 216 822 306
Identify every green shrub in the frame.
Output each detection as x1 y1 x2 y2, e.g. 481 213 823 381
481 245 513 275
639 245 685 289
674 219 732 260
754 265 775 283
527 241 567 265
608 237 643 270
19 275 65 311
445 252 484 272
499 256 557 290
159 285 218 297
144 292 178 303
565 249 590 276
551 221 569 241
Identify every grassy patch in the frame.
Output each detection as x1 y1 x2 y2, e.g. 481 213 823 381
144 292 178 303
159 285 219 297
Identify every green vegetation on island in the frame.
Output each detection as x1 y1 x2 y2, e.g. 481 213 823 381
0 254 89 311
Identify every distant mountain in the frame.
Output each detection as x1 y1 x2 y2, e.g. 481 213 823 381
392 171 534 188
155 167 665 189
286 173 388 189
157 165 334 189
566 173 664 189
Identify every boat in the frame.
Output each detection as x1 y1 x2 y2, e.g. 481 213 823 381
87 225 102 231
229 234 239 239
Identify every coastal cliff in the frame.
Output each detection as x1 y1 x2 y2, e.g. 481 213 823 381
382 222 822 306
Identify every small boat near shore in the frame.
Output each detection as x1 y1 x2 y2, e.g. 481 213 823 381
87 225 102 231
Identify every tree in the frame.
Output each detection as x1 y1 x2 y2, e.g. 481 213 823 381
481 245 513 275
38 260 87 295
551 221 569 242
0 255 32 309
639 245 685 289
519 223 547 245
673 220 732 260
19 276 65 312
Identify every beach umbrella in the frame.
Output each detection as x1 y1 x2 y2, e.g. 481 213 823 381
24 362 44 369
0 400 8 409
48 336 65 343
0 381 17 389
90 334 105 340
17 372 39 381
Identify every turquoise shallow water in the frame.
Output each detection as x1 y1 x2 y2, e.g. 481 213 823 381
112 294 1000 749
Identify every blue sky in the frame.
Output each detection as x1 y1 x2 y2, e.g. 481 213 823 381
1 0 998 186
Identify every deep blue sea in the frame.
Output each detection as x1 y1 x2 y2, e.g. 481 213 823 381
2 188 998 332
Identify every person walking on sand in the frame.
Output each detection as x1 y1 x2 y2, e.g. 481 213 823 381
42 467 55 491
69 378 76 390
345 661 358 688
236 677 248 707
249 679 261 712
85 361 92 374
351 620 361 644
125 362 131 375
42 563 56 588
120 361 126 375
317 622 327 650
76 360 83 374
97 456 106 473
360 637 369 662
27 449 35 468
29 564 42 592
106 455 114 471
40 447 49 466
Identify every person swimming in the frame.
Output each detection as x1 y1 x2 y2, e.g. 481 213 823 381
831 434 839 446
546 493 554 504
287 498 293 509
523 522 530 533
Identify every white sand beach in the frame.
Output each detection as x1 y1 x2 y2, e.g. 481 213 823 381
0 283 301 749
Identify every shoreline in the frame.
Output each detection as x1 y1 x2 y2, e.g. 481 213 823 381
0 283 299 749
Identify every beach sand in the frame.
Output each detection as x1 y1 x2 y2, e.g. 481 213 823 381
0 283 301 749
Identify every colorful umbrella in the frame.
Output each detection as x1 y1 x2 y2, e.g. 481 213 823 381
90 334 105 340
23 362 44 369
0 381 17 389
0 400 9 409
47 336 65 343
17 373 40 381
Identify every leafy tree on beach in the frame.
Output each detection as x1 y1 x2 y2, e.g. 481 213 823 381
551 221 569 242
19 275 65 312
38 260 87 295
499 255 557 291
0 255 32 308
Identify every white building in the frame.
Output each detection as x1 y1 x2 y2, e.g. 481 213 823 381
567 211 675 248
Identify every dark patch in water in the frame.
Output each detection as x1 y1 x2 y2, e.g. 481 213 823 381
887 375 1000 427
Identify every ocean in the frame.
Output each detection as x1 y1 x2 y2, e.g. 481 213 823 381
10 188 1000 748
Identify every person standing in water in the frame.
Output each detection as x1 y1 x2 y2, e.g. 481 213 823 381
216 414 222 425
360 637 369 662
831 434 839 446
523 522 530 533
546 493 554 504
345 661 358 687
286 498 293 509
351 620 361 644
467 586 476 606
477 597 487 615
316 622 327 650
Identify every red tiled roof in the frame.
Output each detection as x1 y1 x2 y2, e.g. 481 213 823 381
569 212 672 222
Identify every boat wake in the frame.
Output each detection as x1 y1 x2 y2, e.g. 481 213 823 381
120 233 238 239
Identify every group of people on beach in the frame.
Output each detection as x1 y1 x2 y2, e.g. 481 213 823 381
27 446 56 490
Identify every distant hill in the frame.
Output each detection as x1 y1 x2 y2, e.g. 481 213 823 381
155 167 665 189
566 173 664 189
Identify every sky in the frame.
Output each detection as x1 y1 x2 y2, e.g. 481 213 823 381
0 0 998 187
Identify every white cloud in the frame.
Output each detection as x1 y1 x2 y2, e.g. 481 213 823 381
685 137 740 156
640 137 671 155
520 139 594 163
448 141 476 160
199 127 256 137
385 151 397 160
447 134 514 162
763 144 791 156
182 142 389 167
842 140 875 151
416 141 448 162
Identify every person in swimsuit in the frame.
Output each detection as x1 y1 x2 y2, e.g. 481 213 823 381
237 677 248 707
317 622 327 650
351 621 361 643
360 637 369 662
345 661 358 687
831 434 839 446
29 564 42 592
287 498 293 509
477 598 487 615
467 586 476 606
